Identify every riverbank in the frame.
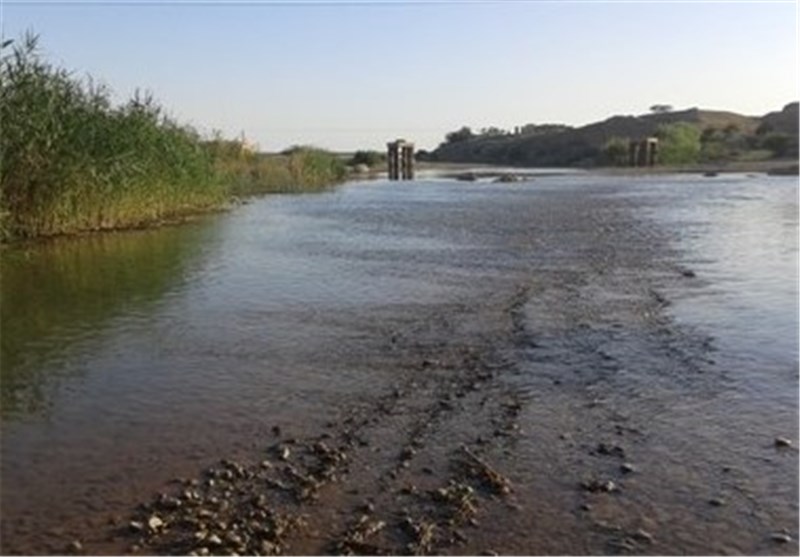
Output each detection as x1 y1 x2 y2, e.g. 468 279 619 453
419 158 799 178
591 158 799 176
0 35 346 243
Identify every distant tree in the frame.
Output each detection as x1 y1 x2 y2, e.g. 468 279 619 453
349 150 383 167
415 149 434 161
479 126 507 137
756 122 774 136
602 137 629 166
762 133 792 158
519 123 572 136
656 122 701 164
650 104 674 114
445 126 475 144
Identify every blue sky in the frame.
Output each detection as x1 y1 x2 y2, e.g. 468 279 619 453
2 1 797 151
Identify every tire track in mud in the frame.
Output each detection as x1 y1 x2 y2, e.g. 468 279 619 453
87 182 796 556
109 287 533 556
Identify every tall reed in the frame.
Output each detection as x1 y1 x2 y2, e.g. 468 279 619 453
0 33 349 241
210 142 348 196
0 33 226 240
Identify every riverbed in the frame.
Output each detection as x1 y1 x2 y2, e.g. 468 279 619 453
1 172 797 555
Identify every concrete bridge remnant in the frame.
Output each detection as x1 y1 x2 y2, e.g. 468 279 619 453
387 139 415 180
629 137 659 167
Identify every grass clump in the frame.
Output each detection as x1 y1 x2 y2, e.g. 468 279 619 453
209 140 347 196
0 33 227 240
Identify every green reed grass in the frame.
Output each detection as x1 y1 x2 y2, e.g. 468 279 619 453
210 142 348 196
0 33 228 240
0 33 347 241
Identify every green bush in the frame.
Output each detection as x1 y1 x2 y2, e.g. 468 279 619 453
349 150 384 167
221 147 347 195
656 122 701 165
602 137 629 166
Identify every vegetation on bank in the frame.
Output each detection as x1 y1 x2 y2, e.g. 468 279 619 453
207 139 347 196
430 103 799 168
0 33 346 242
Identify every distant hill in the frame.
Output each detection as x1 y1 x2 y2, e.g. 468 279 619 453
759 102 799 136
430 104 797 167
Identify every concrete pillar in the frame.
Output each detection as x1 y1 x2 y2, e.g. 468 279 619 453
387 139 414 180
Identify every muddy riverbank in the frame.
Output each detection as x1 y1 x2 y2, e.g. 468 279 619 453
1 174 797 555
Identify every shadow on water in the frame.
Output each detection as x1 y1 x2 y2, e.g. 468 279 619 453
0 222 218 418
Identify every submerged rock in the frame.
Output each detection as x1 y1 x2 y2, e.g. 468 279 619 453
774 436 792 448
771 532 792 544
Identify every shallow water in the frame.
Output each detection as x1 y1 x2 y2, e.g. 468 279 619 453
1 172 797 554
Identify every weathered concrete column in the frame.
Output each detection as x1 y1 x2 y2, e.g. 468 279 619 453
387 139 414 180
645 137 659 166
629 137 659 167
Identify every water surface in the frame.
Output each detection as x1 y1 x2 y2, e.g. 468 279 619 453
1 173 797 554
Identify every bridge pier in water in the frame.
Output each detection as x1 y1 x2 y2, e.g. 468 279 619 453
629 137 659 167
387 140 415 180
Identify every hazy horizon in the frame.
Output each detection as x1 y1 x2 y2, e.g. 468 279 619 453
2 1 797 152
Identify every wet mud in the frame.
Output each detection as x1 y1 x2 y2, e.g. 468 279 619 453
2 177 797 555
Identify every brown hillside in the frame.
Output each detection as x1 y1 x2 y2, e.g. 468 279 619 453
759 102 799 135
432 107 771 167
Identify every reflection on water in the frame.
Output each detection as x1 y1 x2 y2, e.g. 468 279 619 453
1 222 218 417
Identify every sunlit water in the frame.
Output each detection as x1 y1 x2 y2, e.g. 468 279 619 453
1 172 797 553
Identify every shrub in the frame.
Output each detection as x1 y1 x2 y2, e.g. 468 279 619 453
656 122 701 165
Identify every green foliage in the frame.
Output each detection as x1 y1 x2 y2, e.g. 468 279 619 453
445 126 475 144
602 137 629 166
349 150 384 167
0 33 348 240
220 147 346 196
479 127 508 137
0 32 224 240
656 122 701 165
518 123 572 136
650 104 673 114
761 133 794 158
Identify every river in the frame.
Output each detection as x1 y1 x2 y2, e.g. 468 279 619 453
1 171 797 555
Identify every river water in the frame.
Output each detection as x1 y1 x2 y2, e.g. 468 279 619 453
1 172 797 555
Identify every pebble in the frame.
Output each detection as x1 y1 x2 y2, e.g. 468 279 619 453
147 515 164 531
774 437 792 448
207 534 222 546
620 462 635 474
602 480 617 492
709 497 725 507
771 533 792 544
128 521 144 533
67 540 83 553
633 529 654 544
